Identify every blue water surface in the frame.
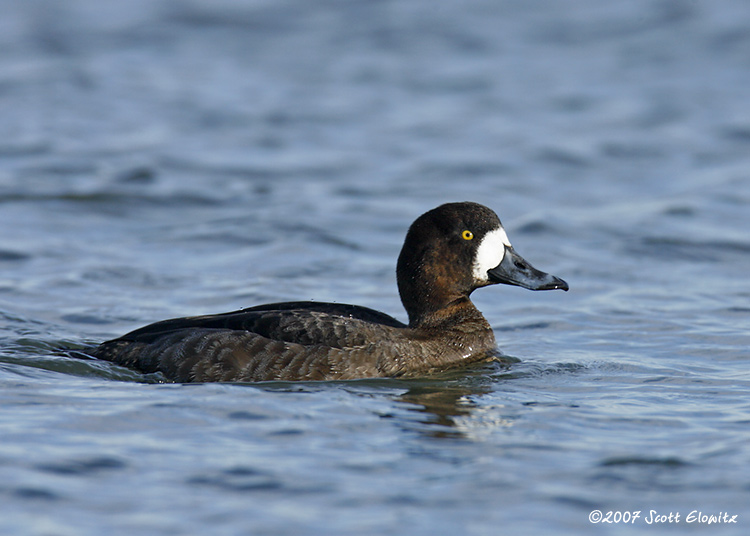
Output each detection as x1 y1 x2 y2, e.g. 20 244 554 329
1 0 750 534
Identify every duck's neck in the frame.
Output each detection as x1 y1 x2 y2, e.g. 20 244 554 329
406 296 491 332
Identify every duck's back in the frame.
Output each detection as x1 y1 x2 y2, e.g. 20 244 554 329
92 301 498 383
92 302 416 382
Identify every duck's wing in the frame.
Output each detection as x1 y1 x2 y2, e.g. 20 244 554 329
90 302 407 382
105 301 405 346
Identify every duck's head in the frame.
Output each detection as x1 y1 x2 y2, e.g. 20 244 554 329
396 202 568 326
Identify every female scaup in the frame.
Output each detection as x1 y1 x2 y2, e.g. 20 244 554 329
91 202 568 382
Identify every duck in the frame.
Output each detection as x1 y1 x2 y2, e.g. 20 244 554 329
91 202 568 382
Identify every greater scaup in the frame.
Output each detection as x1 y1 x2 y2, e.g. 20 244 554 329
91 202 568 382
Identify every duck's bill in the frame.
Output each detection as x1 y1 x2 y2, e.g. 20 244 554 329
487 246 569 291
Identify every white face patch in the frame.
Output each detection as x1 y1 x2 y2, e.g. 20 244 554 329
472 227 511 282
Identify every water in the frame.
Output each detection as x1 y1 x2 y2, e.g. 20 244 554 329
2 0 750 534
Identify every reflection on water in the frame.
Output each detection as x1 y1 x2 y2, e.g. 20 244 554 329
401 384 491 437
394 361 511 438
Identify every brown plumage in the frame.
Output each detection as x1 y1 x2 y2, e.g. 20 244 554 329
91 202 568 382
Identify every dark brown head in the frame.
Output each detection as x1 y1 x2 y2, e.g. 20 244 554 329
396 202 568 327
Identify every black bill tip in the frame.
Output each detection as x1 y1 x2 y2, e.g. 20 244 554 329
487 246 569 292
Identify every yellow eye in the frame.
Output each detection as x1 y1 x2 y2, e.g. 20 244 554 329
462 230 474 240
